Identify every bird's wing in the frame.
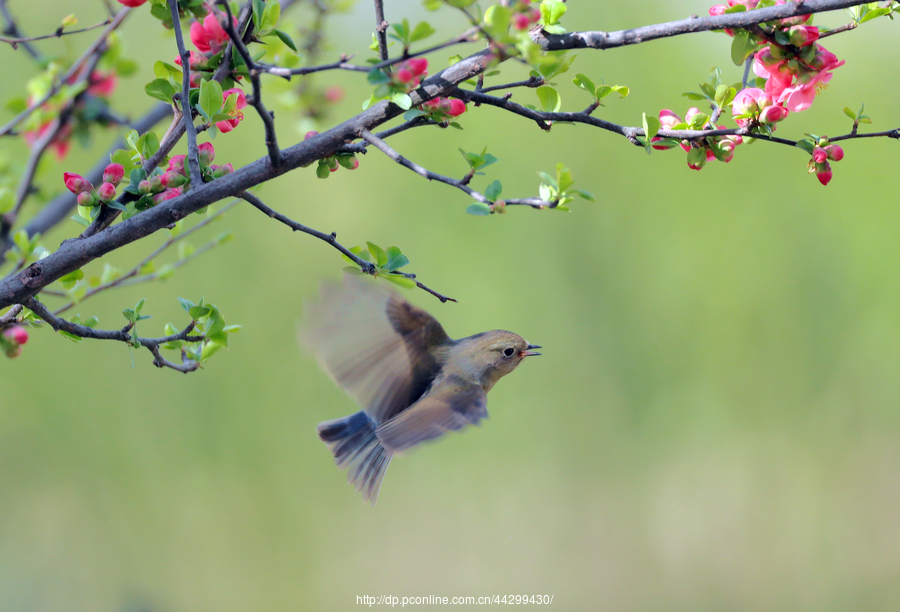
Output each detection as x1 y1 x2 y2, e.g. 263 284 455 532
375 378 488 452
301 274 451 424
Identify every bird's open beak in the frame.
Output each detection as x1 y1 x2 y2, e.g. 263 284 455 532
522 343 542 357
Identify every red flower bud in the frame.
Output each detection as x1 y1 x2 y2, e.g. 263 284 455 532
3 325 28 345
394 69 413 84
97 182 117 203
211 163 234 178
816 163 833 186
167 155 187 176
447 99 467 117
304 131 320 140
63 172 91 195
116 0 147 6
825 144 844 162
812 147 827 164
138 179 152 195
103 163 125 186
406 58 428 76
198 141 215 166
513 13 531 30
77 191 98 207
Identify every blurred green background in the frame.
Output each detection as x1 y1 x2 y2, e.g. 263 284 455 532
3 1 900 610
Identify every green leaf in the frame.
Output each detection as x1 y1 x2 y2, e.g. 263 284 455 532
714 83 729 107
682 91 706 101
730 30 755 66
366 242 388 267
485 180 503 200
540 0 567 26
144 78 177 103
535 86 561 112
273 29 297 52
859 7 891 22
178 297 196 315
484 5 510 36
466 202 492 216
259 0 281 33
642 112 660 140
390 93 412 110
384 246 410 271
409 21 436 42
573 73 597 97
843 106 857 120
556 164 573 192
58 269 84 290
198 79 223 119
383 274 416 288
366 69 391 85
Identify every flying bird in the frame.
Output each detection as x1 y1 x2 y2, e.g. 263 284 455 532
301 275 541 504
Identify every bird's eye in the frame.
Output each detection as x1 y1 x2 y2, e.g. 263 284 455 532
503 347 516 357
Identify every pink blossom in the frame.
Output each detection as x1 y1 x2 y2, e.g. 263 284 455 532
513 13 531 30
216 88 247 133
174 51 205 69
103 163 124 186
406 58 428 76
658 109 682 130
190 12 236 54
394 68 414 84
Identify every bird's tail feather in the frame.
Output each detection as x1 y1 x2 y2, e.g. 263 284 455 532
317 411 392 504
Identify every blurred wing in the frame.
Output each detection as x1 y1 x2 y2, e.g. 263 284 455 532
376 378 488 452
301 275 451 424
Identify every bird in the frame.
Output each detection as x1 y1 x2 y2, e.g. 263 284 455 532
301 275 541 504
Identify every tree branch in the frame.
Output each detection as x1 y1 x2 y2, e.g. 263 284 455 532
532 0 872 51
0 17 113 48
373 0 389 62
217 0 282 167
170 0 204 187
240 191 455 302
24 296 205 372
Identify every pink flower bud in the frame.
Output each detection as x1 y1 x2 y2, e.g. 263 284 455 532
198 141 215 166
760 104 789 124
513 13 531 30
447 99 467 117
103 163 125 186
149 175 165 193
324 86 344 103
788 25 819 47
406 58 428 76
211 163 233 178
161 172 187 188
825 144 844 161
816 162 833 186
304 131 319 140
63 172 91 195
77 191 97 207
685 107 702 124
116 0 147 6
97 182 117 203
394 69 413 84
153 187 182 205
813 146 828 164
3 325 28 345
138 179 152 195
709 4 727 16
168 155 187 176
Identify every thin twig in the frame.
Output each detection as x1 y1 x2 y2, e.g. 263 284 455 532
24 296 205 372
170 0 204 187
240 191 456 302
0 17 113 47
53 201 236 315
0 303 23 324
217 0 282 166
373 0 389 62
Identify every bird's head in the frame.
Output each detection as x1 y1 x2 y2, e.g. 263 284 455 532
451 330 541 390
